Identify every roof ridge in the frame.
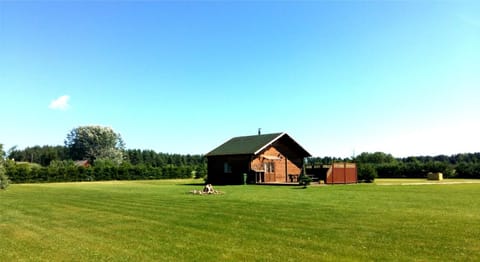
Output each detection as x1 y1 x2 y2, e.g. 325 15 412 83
205 132 284 156
231 132 283 139
253 132 286 155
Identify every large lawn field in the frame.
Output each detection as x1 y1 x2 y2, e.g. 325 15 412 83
1 180 479 261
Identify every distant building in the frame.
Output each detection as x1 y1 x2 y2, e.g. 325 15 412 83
74 160 90 168
206 132 311 184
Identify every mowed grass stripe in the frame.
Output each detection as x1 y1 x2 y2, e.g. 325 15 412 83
1 180 479 261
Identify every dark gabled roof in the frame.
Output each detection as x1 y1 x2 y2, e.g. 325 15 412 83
206 132 311 157
206 133 283 156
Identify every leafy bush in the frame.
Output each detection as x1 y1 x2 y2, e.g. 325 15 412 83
298 169 312 188
375 163 402 178
0 166 9 190
456 163 480 178
194 166 207 179
5 161 200 183
357 164 377 183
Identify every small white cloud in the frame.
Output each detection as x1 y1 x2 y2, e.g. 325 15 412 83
49 95 70 110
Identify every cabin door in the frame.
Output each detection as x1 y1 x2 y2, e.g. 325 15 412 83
264 161 276 182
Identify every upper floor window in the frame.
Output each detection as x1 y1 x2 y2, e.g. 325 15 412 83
264 162 275 173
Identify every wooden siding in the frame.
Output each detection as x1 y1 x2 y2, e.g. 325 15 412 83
251 146 302 183
325 163 357 184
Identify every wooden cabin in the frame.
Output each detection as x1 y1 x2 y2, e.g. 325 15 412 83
206 132 311 185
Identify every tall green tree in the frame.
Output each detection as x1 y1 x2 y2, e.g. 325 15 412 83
0 143 9 189
0 143 5 161
8 145 67 166
65 126 125 164
355 152 396 164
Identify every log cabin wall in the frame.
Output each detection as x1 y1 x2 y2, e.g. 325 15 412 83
207 155 251 185
251 144 303 183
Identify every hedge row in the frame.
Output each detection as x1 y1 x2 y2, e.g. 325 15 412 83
5 164 206 184
372 162 480 179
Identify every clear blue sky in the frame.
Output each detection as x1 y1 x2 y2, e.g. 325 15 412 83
1 1 479 158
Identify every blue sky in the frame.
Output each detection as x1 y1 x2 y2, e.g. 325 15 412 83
1 1 479 158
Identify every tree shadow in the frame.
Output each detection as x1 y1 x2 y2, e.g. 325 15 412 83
291 186 308 190
179 183 205 186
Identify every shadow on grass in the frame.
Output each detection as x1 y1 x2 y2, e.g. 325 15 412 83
178 183 205 186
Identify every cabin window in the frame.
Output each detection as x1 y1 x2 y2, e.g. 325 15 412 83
224 162 232 173
264 162 275 173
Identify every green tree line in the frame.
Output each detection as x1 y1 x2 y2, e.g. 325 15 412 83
309 152 480 179
4 147 207 184
3 160 205 184
7 146 206 168
2 125 208 184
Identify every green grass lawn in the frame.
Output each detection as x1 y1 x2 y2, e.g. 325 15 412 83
375 178 480 185
1 180 479 261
